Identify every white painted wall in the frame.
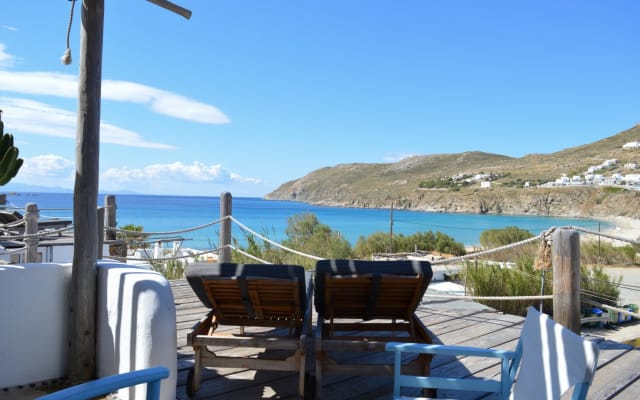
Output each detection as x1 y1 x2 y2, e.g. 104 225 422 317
0 262 176 400
0 263 71 388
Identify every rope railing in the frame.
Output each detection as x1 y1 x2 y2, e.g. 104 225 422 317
430 232 545 265
106 216 226 236
229 216 325 261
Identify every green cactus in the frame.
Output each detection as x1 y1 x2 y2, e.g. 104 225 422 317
0 110 24 186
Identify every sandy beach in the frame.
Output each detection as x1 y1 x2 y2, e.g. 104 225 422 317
586 216 640 246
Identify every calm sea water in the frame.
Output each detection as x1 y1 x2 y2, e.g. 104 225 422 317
6 192 610 250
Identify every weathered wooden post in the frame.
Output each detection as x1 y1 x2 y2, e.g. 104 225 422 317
24 203 39 263
552 228 581 334
104 194 117 241
70 0 104 381
219 192 232 263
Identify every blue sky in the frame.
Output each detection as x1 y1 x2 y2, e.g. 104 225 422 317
1 1 639 197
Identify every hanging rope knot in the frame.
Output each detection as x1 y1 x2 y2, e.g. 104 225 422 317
534 227 555 270
61 0 76 66
61 48 72 65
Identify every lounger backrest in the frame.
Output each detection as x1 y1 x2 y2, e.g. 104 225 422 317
186 263 308 325
314 259 433 320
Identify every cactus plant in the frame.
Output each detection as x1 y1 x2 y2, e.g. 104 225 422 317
0 110 24 186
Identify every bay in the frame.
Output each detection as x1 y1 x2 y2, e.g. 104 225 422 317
5 192 610 250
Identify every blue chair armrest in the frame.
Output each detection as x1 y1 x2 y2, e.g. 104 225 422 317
37 366 170 400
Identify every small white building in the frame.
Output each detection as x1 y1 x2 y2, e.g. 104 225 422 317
555 175 570 185
480 181 491 188
571 175 584 185
623 141 640 149
625 163 637 170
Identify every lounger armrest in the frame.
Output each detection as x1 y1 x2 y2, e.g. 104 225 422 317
386 342 517 360
36 366 169 400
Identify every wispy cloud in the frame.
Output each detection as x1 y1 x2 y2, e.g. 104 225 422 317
0 70 230 124
102 161 262 185
1 97 176 149
21 154 74 179
1 25 17 32
0 44 15 68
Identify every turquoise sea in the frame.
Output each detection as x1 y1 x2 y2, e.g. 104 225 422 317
5 192 611 250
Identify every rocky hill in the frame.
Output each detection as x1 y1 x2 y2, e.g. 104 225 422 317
265 124 640 219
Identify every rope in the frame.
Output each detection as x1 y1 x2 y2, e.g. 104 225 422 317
61 0 76 65
430 232 544 265
228 244 272 264
1 225 75 241
230 216 324 261
424 293 553 301
571 225 640 245
107 216 225 236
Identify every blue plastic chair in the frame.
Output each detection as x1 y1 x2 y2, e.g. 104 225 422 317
36 366 170 400
386 307 599 400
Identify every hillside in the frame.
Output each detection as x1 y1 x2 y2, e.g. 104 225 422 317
265 124 640 219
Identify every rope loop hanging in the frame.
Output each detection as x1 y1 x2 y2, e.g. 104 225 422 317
61 0 77 65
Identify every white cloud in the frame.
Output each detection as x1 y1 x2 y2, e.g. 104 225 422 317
102 161 262 185
0 44 15 67
0 97 176 149
0 70 230 124
21 154 74 179
1 25 17 32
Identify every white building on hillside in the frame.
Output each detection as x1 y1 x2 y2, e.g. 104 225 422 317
623 141 640 149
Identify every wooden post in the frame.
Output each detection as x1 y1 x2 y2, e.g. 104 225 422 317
219 192 232 263
24 203 39 263
104 195 116 241
552 229 581 334
70 0 104 381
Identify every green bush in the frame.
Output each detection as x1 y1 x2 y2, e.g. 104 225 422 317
479 226 534 249
580 241 638 266
233 213 353 269
353 230 466 258
464 255 552 316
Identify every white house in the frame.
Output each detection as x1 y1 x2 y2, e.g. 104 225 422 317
571 175 584 185
623 141 640 149
625 163 637 170
480 181 491 188
602 159 618 167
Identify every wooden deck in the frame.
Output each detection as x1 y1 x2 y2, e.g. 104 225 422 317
171 279 640 399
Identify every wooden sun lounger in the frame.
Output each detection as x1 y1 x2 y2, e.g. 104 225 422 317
313 259 435 399
185 263 312 398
